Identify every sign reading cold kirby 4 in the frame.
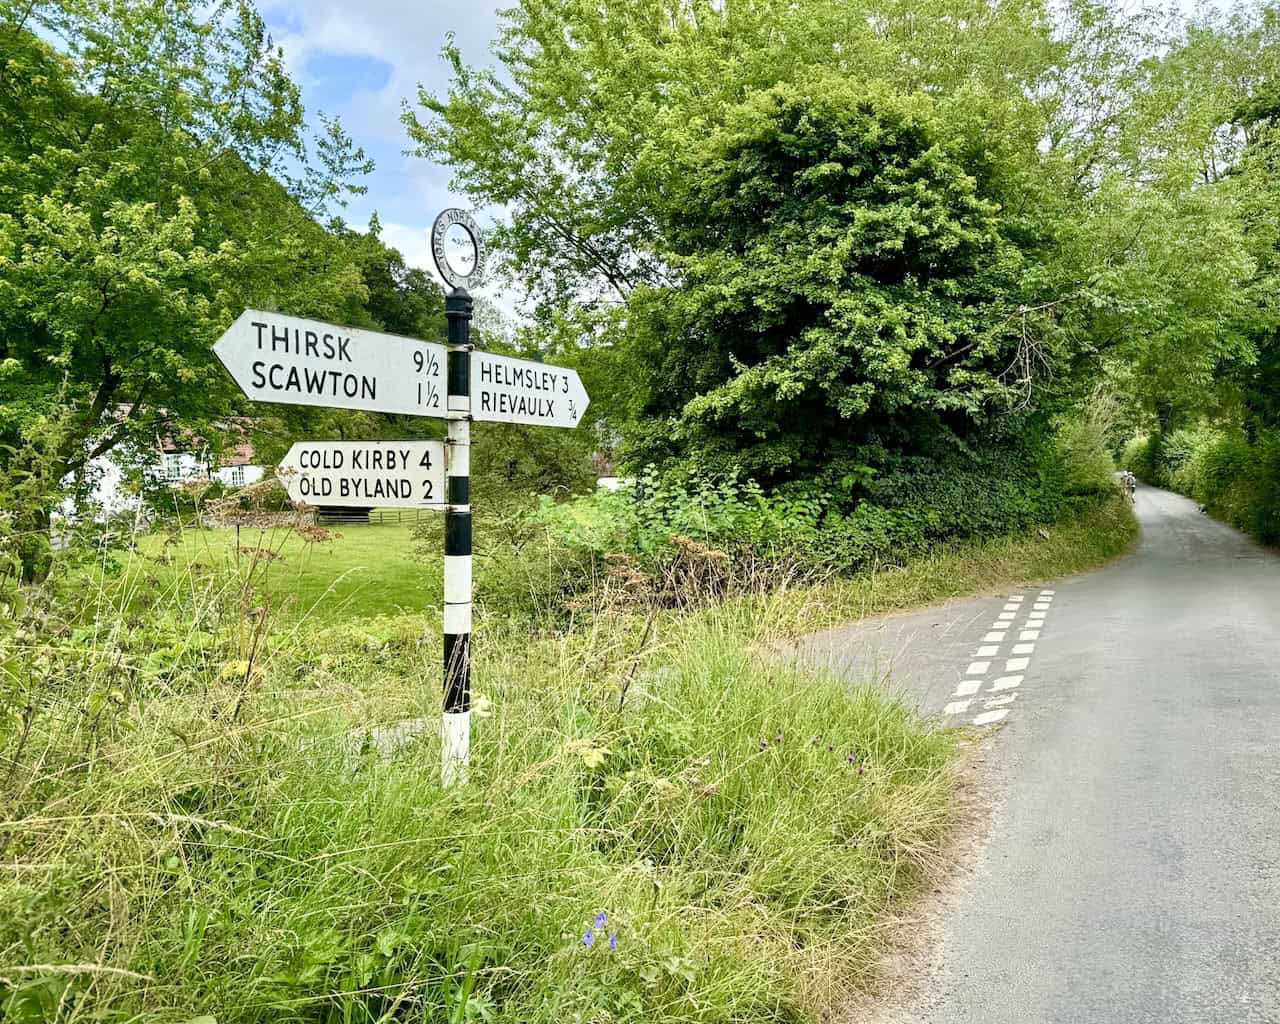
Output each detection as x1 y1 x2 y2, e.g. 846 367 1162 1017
212 208 589 789
277 441 445 509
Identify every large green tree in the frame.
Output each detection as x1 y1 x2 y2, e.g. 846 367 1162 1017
411 1 1110 481
409 0 1067 345
1074 4 1280 430
620 80 1046 481
0 0 371 577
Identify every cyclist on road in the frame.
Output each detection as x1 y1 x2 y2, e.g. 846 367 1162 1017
1120 470 1137 502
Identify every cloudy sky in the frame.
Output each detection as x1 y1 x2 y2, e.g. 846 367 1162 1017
259 1 505 282
261 0 1220 292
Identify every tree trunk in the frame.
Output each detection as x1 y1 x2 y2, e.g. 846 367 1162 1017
17 505 53 585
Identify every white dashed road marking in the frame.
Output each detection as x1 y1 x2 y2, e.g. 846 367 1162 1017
938 589 1057 728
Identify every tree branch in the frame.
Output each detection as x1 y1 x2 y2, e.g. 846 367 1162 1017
56 360 124 474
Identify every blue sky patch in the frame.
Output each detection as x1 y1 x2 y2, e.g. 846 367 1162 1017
304 52 393 100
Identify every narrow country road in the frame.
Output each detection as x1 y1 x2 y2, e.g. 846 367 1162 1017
806 484 1280 1022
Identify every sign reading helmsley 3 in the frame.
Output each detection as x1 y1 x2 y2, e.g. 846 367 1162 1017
214 310 447 416
472 351 589 428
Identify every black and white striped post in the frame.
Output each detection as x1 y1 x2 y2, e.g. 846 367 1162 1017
442 287 473 786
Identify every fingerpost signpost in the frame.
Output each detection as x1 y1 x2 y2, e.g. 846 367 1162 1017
213 209 589 785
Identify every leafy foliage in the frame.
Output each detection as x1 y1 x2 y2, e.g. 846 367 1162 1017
620 80 1038 480
0 0 374 575
415 0 1280 544
528 430 1096 606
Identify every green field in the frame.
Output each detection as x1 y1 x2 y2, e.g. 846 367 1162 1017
121 520 445 622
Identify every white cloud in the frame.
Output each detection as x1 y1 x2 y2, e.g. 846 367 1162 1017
263 1 501 141
379 221 437 277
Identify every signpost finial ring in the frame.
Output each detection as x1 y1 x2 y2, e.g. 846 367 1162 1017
432 208 485 291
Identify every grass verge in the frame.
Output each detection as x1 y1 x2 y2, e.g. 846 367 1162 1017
0 586 953 1022
757 494 1138 638
0 496 1135 1022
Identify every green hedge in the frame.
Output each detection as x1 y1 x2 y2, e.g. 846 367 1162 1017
1125 427 1280 544
530 427 1108 594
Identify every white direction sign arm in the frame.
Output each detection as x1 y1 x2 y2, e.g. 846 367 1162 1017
470 351 590 428
214 310 448 418
277 441 446 509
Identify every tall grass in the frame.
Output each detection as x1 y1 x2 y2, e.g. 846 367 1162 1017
0 540 957 1023
0 492 1135 1021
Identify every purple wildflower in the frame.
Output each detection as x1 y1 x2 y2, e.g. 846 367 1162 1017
609 932 618 951
594 912 607 930
847 753 855 764
775 733 783 743
583 928 595 948
760 738 769 749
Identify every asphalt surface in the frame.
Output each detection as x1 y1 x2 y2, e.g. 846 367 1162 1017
809 484 1280 1022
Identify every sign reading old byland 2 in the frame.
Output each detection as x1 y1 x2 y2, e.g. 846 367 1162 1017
278 441 446 508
